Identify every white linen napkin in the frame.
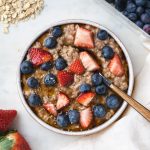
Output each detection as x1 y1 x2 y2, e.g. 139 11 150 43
61 50 150 150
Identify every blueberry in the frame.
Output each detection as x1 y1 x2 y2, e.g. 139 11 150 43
135 0 146 7
27 77 39 88
136 20 144 28
126 2 136 13
52 26 62 38
44 73 57 86
57 113 70 127
102 46 114 59
97 30 109 40
79 84 91 93
143 24 150 34
68 110 80 124
93 105 106 118
44 37 57 49
123 10 129 17
141 13 150 24
136 6 145 16
95 84 108 95
115 0 127 12
41 61 53 71
55 57 67 70
106 0 115 3
145 9 150 16
146 1 150 9
127 0 133 4
28 94 42 107
106 94 120 109
91 73 103 86
128 13 138 22
20 61 34 74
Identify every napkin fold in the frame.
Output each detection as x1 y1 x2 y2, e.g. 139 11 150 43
61 50 150 150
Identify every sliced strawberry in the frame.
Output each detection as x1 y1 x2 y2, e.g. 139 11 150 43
69 59 85 75
0 109 17 132
56 93 70 110
3 131 31 150
28 48 53 66
77 92 95 106
108 54 125 77
80 51 100 71
80 107 93 129
74 27 94 48
43 103 57 116
57 71 74 87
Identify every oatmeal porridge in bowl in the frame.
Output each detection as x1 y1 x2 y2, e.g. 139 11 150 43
18 20 134 135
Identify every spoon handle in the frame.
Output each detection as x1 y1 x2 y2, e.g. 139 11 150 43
110 84 150 122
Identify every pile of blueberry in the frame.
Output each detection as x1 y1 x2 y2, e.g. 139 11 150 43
106 0 150 35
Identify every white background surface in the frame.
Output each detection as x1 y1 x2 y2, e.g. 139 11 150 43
0 0 149 149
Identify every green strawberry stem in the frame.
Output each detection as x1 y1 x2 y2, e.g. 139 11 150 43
0 130 17 150
0 137 14 150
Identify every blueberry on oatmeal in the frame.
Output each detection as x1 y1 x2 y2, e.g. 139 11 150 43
106 94 121 109
41 61 53 71
20 61 34 74
95 84 108 95
44 37 57 49
55 57 67 71
21 23 129 131
57 113 70 127
79 83 91 93
97 30 109 40
91 73 103 86
102 46 114 59
93 104 106 118
44 73 57 86
28 94 42 107
52 26 62 38
68 110 80 124
27 77 39 88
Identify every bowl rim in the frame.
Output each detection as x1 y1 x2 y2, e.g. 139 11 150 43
17 19 134 136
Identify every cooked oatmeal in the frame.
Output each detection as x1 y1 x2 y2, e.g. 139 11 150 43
20 23 129 131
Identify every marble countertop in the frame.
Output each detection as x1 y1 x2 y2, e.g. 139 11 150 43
0 0 149 149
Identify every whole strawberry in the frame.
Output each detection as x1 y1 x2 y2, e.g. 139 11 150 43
0 110 17 132
0 131 31 150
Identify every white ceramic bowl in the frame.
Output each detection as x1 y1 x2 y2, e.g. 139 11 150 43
17 19 134 136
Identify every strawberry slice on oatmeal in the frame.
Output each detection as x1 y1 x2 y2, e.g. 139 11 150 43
74 27 94 49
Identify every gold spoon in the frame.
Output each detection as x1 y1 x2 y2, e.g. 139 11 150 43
99 73 150 122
